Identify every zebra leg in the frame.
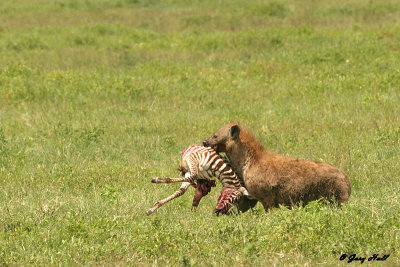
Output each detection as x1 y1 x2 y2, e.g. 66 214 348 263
151 172 196 184
215 188 244 216
238 186 250 196
146 182 191 215
151 177 188 183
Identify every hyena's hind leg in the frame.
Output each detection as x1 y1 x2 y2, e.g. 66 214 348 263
146 182 191 215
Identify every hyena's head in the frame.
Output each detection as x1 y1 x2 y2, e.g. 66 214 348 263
203 122 240 154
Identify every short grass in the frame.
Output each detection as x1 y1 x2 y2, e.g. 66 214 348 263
0 0 399 265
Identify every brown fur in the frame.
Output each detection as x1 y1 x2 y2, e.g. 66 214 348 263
203 122 351 211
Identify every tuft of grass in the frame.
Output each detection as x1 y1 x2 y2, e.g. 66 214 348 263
246 2 287 17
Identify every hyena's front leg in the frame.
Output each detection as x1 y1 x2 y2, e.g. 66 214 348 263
146 182 191 215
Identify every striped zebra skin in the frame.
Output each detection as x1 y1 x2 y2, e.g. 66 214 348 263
146 144 250 215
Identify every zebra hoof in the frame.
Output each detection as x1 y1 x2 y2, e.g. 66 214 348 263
146 209 154 215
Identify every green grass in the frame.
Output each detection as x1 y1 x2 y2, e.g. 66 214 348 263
0 0 399 265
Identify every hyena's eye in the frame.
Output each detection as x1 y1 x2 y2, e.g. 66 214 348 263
213 135 217 139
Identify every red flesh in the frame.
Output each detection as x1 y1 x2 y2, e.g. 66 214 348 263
191 179 216 207
215 187 236 215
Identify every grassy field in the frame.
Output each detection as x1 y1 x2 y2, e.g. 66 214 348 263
1 0 400 265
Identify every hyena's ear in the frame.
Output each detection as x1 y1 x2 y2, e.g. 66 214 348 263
230 125 240 139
